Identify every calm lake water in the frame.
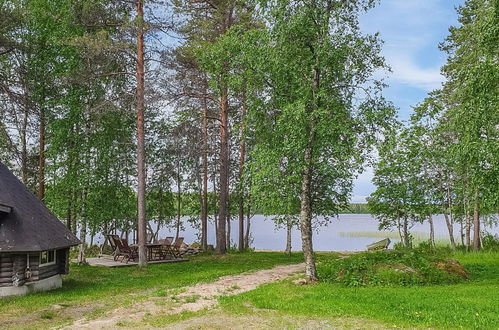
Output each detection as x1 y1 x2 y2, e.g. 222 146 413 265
91 214 499 251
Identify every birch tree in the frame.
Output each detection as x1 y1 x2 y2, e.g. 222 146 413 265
248 0 394 280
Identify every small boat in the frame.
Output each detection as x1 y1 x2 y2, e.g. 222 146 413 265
367 238 391 251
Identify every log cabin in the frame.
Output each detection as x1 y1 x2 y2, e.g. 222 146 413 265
0 162 80 297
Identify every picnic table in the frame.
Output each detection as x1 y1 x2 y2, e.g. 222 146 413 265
130 237 183 261
108 235 184 263
130 243 166 261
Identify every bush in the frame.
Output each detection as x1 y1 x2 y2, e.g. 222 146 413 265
482 233 499 252
318 246 467 287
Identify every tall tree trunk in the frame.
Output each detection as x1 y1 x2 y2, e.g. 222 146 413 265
428 213 435 247
71 190 78 236
20 101 29 184
460 217 465 246
212 164 218 241
201 84 209 251
244 193 251 249
66 200 72 232
298 59 321 281
443 187 455 249
226 197 231 250
396 216 403 243
38 106 45 200
215 6 234 255
299 145 318 281
176 164 181 240
216 87 229 254
443 212 455 250
402 217 410 248
78 217 87 264
285 218 292 255
465 213 471 251
238 86 247 251
245 214 251 249
226 213 231 250
135 0 147 267
473 191 480 251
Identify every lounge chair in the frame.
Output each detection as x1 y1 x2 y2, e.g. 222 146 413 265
106 234 121 261
120 238 139 263
170 237 184 259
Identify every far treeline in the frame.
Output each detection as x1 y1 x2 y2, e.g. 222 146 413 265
0 0 497 280
156 192 371 218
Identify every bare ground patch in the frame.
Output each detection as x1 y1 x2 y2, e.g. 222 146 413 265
63 263 305 329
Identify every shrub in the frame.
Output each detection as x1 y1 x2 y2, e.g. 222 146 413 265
318 246 467 287
482 233 499 252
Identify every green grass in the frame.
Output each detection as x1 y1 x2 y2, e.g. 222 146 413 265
0 252 303 328
220 251 499 329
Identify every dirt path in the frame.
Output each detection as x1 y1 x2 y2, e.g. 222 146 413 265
64 263 305 329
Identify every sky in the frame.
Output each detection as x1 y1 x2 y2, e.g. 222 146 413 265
351 0 465 203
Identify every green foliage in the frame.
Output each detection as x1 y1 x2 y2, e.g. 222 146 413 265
241 0 396 225
481 233 499 252
318 247 465 287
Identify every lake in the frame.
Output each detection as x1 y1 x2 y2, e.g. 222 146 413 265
90 214 499 251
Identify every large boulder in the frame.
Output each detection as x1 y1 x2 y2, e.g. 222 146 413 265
431 259 469 279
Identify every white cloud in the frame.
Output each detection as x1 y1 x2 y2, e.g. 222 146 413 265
359 0 460 92
387 55 444 91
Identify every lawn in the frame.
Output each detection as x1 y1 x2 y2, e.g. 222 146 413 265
219 251 499 329
0 252 303 329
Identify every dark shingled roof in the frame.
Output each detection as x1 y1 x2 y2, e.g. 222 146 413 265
0 162 80 252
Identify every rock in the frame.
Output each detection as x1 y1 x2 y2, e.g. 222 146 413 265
431 259 469 279
292 278 309 285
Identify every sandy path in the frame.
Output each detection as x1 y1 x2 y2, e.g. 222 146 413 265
64 263 305 329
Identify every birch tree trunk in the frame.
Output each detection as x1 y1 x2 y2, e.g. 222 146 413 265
443 212 456 250
428 214 435 247
446 187 456 249
244 199 251 249
396 216 403 243
402 217 411 248
285 218 292 255
78 218 87 264
176 156 181 240
299 145 318 281
465 213 471 251
473 191 480 251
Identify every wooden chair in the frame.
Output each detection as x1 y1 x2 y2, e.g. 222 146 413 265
170 237 184 259
106 234 122 261
146 232 155 244
156 237 174 259
120 238 139 263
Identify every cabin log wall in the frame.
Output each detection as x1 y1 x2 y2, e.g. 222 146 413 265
0 255 13 287
0 248 69 287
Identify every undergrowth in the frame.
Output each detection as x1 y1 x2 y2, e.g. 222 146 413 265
318 245 467 286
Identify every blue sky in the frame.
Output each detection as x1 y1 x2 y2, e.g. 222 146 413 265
351 0 465 203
